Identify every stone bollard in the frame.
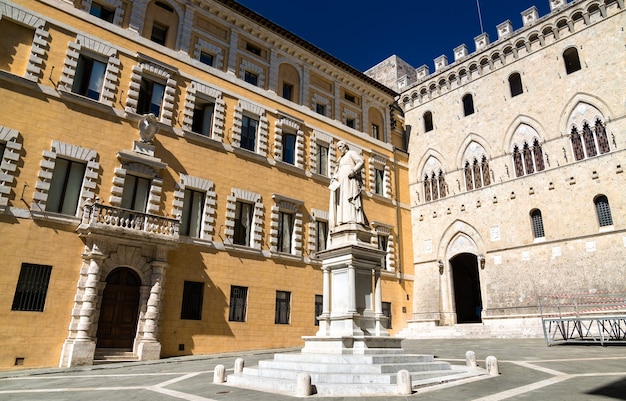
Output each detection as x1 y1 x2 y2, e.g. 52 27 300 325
397 369 412 395
466 350 477 368
485 356 499 376
213 364 226 383
234 357 244 373
296 372 312 397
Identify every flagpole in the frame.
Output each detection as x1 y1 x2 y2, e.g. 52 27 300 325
476 0 484 34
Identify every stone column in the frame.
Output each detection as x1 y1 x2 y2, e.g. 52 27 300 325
316 266 331 336
373 268 388 336
137 250 168 361
347 264 357 313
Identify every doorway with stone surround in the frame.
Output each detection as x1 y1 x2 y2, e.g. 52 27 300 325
450 253 483 323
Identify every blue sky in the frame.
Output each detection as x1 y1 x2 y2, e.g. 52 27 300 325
236 0 554 72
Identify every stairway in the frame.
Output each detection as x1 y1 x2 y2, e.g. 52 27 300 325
93 348 138 364
226 350 484 396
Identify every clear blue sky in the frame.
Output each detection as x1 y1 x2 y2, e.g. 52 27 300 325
235 0 554 72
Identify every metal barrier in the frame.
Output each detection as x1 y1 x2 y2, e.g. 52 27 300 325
539 292 626 345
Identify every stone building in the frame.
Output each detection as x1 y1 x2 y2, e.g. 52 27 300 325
383 0 625 337
0 0 412 369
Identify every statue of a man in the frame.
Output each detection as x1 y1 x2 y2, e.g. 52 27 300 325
329 141 368 228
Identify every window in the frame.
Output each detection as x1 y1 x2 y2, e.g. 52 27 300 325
513 140 545 177
378 234 388 269
245 43 261 56
314 294 323 326
150 23 168 46
234 200 253 246
509 73 523 97
571 128 585 161
531 209 545 238
316 103 326 116
137 78 165 117
244 70 258 86
464 156 490 190
121 175 151 212
316 144 329 176
595 195 613 227
382 301 392 329
72 55 106 100
282 83 293 101
282 133 296 165
423 111 433 132
191 101 215 137
462 94 475 116
89 2 115 23
424 170 447 202
371 124 380 140
563 47 581 74
180 188 204 237
12 263 52 312
346 118 355 129
180 281 204 320
229 286 248 322
46 158 86 215
374 168 385 195
199 51 214 66
275 291 291 324
240 115 258 151
0 142 5 161
344 93 355 103
277 211 294 253
316 220 328 252
570 120 610 161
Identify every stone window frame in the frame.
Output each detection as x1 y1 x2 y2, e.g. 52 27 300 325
308 208 329 258
371 221 396 272
232 100 269 156
0 126 23 211
312 93 331 118
182 81 226 142
125 60 177 125
341 108 360 131
58 34 121 107
422 156 446 202
269 194 303 257
510 124 545 177
79 0 126 27
171 174 217 241
273 117 304 169
368 153 392 198
110 163 163 215
193 38 224 70
238 59 265 88
32 140 99 218
224 188 264 250
462 142 490 191
309 130 336 178
0 3 50 82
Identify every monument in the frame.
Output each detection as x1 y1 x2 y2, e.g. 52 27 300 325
226 142 484 396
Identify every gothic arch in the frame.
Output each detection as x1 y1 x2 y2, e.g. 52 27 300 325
502 115 547 152
455 134 492 169
414 148 448 182
437 219 485 262
559 93 613 135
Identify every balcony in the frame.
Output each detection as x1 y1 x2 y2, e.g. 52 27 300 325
78 202 179 245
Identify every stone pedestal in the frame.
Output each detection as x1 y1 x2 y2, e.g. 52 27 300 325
305 223 396 354
137 341 161 361
59 340 96 367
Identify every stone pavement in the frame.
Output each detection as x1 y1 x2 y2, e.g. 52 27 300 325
1 338 625 400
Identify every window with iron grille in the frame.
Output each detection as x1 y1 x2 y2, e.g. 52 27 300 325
571 128 585 161
12 263 52 312
275 291 291 324
595 195 613 227
531 209 545 239
180 281 204 320
314 294 323 326
382 301 392 329
229 286 248 322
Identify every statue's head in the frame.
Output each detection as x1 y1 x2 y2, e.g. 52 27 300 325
337 141 349 153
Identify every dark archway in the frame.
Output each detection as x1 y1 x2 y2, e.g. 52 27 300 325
96 267 141 348
450 253 483 323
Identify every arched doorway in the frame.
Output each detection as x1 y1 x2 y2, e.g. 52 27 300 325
96 267 141 348
450 253 483 323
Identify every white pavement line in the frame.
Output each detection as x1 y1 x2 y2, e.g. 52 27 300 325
151 372 207 388
149 387 218 401
1 372 189 380
510 361 565 376
471 375 573 401
0 386 145 394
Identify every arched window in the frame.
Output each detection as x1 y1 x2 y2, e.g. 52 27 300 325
464 157 489 190
570 127 585 161
512 139 545 177
462 94 475 116
533 139 545 171
530 209 545 238
563 47 582 74
423 111 433 132
596 119 610 154
513 145 524 177
423 169 446 202
582 123 597 158
570 119 610 161
523 143 534 175
464 161 473 191
509 73 523 97
594 195 613 227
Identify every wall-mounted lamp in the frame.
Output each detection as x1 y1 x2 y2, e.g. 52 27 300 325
478 254 485 269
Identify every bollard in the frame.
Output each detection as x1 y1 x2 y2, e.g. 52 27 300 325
213 364 226 383
234 357 244 373
397 369 412 395
485 356 499 376
466 350 477 368
296 372 312 397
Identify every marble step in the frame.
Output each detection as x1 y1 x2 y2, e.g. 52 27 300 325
273 352 436 364
257 359 451 374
